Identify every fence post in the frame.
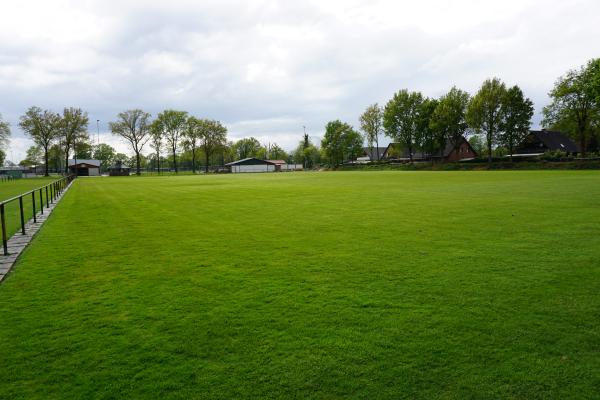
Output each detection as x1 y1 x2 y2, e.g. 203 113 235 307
39 189 43 214
19 196 25 235
46 186 49 206
32 191 36 223
1 204 7 256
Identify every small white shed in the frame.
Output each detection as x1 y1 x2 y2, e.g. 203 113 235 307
226 158 277 173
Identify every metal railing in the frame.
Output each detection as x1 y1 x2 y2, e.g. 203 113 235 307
0 175 76 255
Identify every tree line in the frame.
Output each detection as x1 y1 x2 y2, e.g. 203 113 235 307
2 58 598 171
322 58 600 166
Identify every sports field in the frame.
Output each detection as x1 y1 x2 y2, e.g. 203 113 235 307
0 171 599 399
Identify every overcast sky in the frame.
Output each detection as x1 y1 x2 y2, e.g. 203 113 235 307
1 0 599 162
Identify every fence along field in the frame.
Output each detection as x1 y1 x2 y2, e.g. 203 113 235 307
0 176 73 254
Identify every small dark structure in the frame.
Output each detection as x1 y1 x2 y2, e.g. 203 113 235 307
383 137 477 162
68 159 100 176
109 160 131 176
361 147 388 162
515 130 579 156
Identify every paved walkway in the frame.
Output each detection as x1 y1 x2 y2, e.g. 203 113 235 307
0 181 74 282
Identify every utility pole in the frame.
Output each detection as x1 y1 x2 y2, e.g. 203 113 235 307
96 119 100 145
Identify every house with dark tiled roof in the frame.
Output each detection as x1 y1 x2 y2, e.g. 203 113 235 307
515 130 579 155
382 136 477 162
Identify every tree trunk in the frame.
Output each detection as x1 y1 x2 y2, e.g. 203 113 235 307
191 148 196 173
205 149 210 173
136 152 141 175
64 148 69 176
509 140 513 162
375 135 380 161
44 146 49 177
408 143 413 163
156 151 160 174
487 132 493 163
172 144 178 173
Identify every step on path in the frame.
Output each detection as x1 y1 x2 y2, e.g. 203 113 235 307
0 181 74 282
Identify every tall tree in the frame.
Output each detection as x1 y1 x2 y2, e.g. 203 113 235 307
109 109 151 175
543 59 600 156
467 78 507 162
269 143 287 160
182 116 202 173
359 103 383 161
200 120 227 172
93 143 117 171
20 145 43 166
321 120 361 167
154 110 187 173
383 90 423 162
59 107 89 173
500 86 534 161
431 87 470 160
0 114 10 150
19 107 61 176
416 97 439 160
149 120 164 174
233 137 261 159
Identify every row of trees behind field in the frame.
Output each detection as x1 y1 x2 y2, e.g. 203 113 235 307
322 58 600 166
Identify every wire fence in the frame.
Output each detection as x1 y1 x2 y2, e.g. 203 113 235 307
0 175 76 255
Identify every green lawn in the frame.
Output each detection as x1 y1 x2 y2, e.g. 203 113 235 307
0 171 599 399
0 177 61 237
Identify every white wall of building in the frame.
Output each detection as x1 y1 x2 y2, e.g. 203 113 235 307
231 164 276 173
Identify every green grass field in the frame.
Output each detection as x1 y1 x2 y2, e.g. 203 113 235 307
0 177 61 237
0 171 599 399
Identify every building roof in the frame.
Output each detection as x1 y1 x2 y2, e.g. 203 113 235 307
362 147 387 160
526 130 579 153
383 137 476 159
225 158 276 166
68 159 101 167
266 160 286 165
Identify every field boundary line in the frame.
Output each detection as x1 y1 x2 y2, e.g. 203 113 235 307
0 179 76 283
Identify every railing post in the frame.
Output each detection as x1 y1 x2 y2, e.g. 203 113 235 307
32 191 36 223
39 189 43 214
46 186 49 206
19 196 25 235
1 204 8 256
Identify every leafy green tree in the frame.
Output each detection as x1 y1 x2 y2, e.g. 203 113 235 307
153 110 188 173
321 120 361 167
109 109 151 175
416 97 439 159
93 143 117 171
182 116 202 173
269 143 287 160
149 120 164 173
20 145 43 166
0 150 5 167
74 141 93 159
359 103 383 161
48 144 64 172
0 114 10 150
468 135 485 156
543 59 600 156
500 86 534 161
467 78 507 162
233 137 261 159
383 90 423 162
432 87 470 159
59 107 89 173
19 106 61 176
200 120 228 172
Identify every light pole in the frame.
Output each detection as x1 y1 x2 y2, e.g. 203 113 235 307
96 119 100 145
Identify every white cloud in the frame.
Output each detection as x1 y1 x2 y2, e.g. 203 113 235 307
1 0 600 160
